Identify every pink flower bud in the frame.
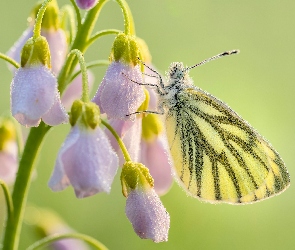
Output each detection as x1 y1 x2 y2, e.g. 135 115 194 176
126 186 170 242
75 0 99 10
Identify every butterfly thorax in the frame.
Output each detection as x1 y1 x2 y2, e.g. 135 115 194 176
158 62 193 110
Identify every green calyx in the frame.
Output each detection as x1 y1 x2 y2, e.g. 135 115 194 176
21 36 51 68
31 0 60 30
111 33 140 66
120 161 154 197
0 119 16 150
69 100 101 129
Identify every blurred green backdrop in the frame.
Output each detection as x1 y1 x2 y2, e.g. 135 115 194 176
1 1 295 249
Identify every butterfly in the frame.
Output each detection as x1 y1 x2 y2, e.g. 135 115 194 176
129 50 290 204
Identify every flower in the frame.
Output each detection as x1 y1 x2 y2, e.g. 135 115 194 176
126 186 170 243
92 61 145 120
7 1 68 75
106 118 142 165
75 0 99 10
140 85 173 196
0 119 18 185
11 65 68 127
48 101 119 198
121 162 170 242
140 134 173 196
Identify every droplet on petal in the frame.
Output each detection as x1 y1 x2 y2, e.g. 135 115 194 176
49 125 119 198
126 186 170 243
11 66 68 127
92 62 145 120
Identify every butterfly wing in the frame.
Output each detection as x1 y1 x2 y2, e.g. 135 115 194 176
165 87 290 204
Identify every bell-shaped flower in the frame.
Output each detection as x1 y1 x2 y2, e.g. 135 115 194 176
140 86 173 195
26 207 89 250
7 0 67 75
75 0 99 10
10 36 68 127
92 61 145 120
92 33 145 120
121 162 170 242
106 118 142 166
0 118 18 185
48 101 119 198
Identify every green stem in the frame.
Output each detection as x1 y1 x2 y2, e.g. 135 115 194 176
57 0 109 94
101 120 131 162
0 52 20 69
69 60 109 82
26 233 108 250
68 49 89 102
115 0 133 35
87 29 121 47
33 0 52 39
69 0 81 31
0 180 13 220
2 123 51 250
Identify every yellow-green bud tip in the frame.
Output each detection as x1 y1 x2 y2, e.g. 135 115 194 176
111 33 140 66
121 161 154 197
21 36 51 68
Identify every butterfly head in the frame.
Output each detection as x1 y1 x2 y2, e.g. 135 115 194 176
168 62 188 81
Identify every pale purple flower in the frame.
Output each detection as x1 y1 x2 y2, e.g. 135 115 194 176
0 141 18 185
7 27 67 74
41 29 68 74
75 0 99 10
92 61 145 120
48 124 119 198
126 186 170 242
7 27 33 72
106 118 142 165
11 66 68 127
61 70 94 110
140 135 173 196
49 225 89 250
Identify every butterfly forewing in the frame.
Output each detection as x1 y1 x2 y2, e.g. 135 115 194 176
165 87 290 204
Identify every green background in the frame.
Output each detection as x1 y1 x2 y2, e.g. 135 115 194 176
0 1 295 249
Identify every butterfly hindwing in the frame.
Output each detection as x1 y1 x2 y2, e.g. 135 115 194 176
165 87 290 204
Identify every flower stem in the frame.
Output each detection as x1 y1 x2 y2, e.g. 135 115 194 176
2 123 51 250
69 0 81 31
0 180 13 220
115 0 134 35
60 5 77 45
33 0 52 40
87 29 121 47
68 49 89 102
58 0 109 94
101 120 132 162
26 233 108 250
0 52 20 69
69 60 109 82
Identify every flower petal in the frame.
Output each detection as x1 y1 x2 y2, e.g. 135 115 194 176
140 135 173 196
48 126 80 191
126 187 170 243
42 94 68 126
59 126 118 198
75 0 99 10
7 27 34 73
11 66 57 126
92 62 145 120
41 29 68 74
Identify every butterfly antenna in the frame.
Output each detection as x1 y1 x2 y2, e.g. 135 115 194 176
185 50 239 71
